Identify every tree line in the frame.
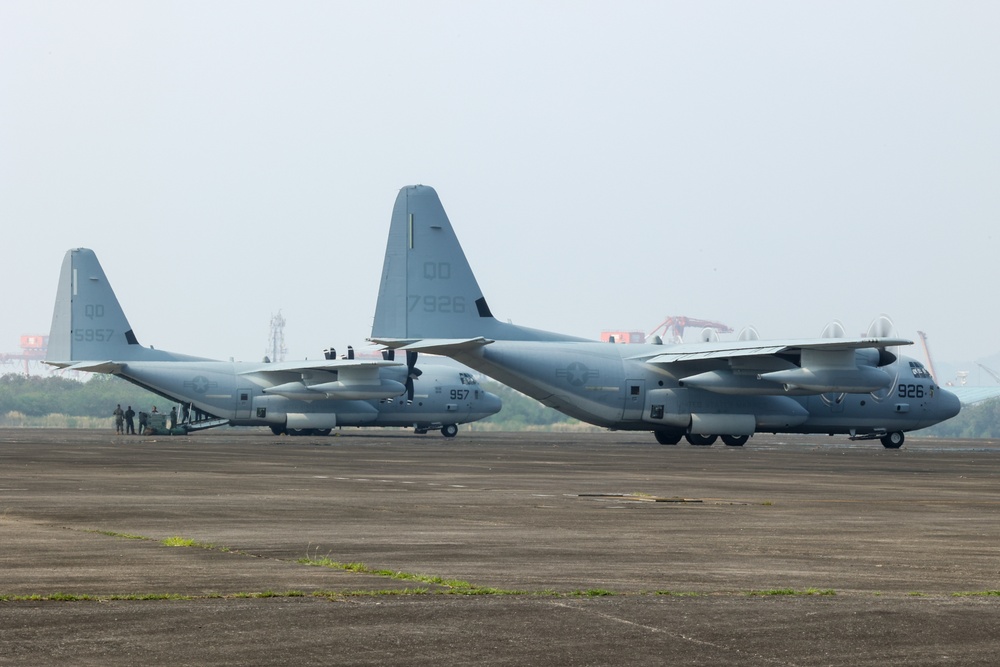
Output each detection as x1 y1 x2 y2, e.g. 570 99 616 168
0 373 584 431
2 373 997 437
0 374 163 419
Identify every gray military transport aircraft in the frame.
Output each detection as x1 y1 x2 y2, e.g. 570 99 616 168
45 248 501 436
369 185 961 448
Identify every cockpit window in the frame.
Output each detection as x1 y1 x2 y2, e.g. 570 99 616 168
459 372 478 385
909 361 931 379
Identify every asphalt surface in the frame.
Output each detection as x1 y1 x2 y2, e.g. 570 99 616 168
1 427 999 665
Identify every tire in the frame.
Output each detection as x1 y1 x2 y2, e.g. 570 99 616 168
441 424 459 438
721 434 749 447
654 430 682 445
686 433 717 446
270 425 286 436
881 432 905 449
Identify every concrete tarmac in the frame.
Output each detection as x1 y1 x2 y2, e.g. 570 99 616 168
1 428 999 665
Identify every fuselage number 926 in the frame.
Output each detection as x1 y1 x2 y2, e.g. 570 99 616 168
898 384 925 399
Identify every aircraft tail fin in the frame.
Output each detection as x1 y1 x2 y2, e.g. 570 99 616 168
46 248 203 365
371 185 587 343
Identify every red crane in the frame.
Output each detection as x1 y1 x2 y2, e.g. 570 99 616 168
648 316 733 344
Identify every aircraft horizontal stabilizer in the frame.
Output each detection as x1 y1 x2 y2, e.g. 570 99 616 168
45 360 126 374
368 337 494 355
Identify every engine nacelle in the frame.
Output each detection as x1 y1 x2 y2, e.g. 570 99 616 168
308 378 406 400
758 366 891 393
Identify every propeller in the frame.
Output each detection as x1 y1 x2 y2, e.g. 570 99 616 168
404 350 422 404
381 349 395 361
699 327 720 343
865 314 901 400
821 320 846 338
737 326 760 341
817 320 847 405
866 314 894 339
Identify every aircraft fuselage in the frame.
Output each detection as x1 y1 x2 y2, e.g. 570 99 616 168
451 340 958 437
117 360 500 432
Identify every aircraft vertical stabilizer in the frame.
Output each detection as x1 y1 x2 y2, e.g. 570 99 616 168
372 185 587 343
46 248 204 364
47 248 142 362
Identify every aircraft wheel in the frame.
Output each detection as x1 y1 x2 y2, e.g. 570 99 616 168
880 432 905 449
686 434 717 446
441 424 459 438
315 428 332 436
654 430 682 445
270 425 286 436
721 434 749 447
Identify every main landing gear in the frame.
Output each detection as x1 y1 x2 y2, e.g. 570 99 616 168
270 426 333 436
414 424 459 438
653 430 749 447
880 431 905 449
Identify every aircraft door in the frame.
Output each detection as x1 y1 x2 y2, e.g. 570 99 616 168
236 387 253 420
623 380 645 421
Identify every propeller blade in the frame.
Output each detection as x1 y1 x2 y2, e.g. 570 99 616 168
821 320 846 338
405 351 420 403
866 314 895 339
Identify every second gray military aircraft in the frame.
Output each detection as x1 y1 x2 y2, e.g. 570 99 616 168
45 248 501 436
369 185 960 448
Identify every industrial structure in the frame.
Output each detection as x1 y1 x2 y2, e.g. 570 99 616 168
0 335 49 375
264 311 288 363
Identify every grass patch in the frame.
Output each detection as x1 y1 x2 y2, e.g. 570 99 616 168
297 557 528 594
747 588 836 596
953 591 1000 597
162 536 196 547
160 536 230 552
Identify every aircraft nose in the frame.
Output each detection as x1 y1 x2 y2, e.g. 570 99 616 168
483 391 503 416
938 387 961 420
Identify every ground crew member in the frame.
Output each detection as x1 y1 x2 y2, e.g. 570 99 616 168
124 406 136 435
113 404 124 434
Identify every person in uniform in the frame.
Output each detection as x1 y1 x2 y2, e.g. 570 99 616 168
124 406 136 435
113 404 124 434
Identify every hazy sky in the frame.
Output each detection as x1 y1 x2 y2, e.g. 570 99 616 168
2 2 998 379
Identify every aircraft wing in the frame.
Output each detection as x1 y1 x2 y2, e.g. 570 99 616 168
638 337 912 364
238 359 403 375
638 336 913 395
241 358 409 401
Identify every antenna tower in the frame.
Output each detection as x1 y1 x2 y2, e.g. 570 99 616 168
266 311 288 363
